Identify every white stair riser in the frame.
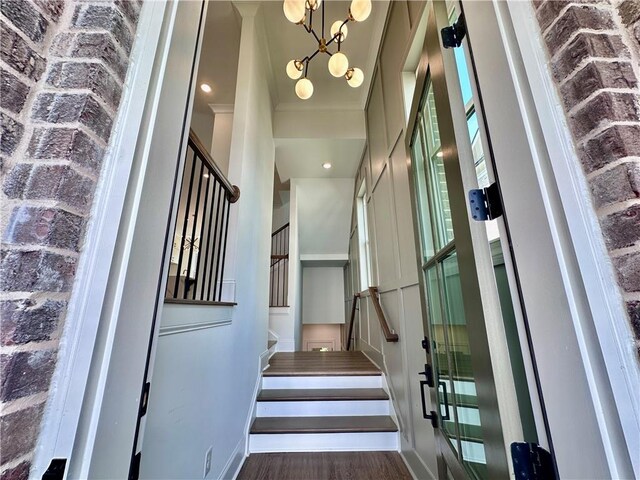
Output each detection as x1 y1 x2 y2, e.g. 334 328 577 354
249 432 399 453
256 400 389 417
261 376 382 390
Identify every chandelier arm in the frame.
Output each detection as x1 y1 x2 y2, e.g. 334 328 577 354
322 1 325 40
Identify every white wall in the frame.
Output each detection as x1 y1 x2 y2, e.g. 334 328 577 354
295 178 354 255
140 4 275 479
190 110 214 153
302 267 345 324
271 200 290 233
211 109 233 176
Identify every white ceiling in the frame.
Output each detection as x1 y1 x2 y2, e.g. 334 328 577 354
192 0 388 181
263 0 387 111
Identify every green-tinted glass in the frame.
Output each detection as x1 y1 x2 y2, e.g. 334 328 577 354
441 252 487 479
411 124 436 260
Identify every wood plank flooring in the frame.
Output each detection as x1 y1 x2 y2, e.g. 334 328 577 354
237 452 413 480
250 416 398 434
263 351 380 377
257 388 389 402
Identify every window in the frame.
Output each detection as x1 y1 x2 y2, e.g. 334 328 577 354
356 179 372 292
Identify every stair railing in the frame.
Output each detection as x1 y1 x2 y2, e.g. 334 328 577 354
165 129 240 304
270 223 290 306
346 287 399 350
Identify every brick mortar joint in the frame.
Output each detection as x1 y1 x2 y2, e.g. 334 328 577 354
34 85 121 118
540 2 616 37
0 391 49 416
1 243 82 258
1 197 95 218
586 157 640 180
550 28 625 63
0 339 61 355
566 87 640 117
557 57 637 87
0 291 71 302
576 120 640 145
0 453 34 476
609 244 640 258
596 197 640 217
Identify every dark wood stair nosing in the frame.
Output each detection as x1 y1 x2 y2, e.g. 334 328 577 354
257 388 389 402
250 416 398 435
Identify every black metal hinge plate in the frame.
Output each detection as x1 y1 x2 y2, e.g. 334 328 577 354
469 182 503 221
139 382 151 417
511 442 557 480
441 13 467 49
42 459 67 480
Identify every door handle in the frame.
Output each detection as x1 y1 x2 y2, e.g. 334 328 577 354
419 379 439 428
439 380 451 421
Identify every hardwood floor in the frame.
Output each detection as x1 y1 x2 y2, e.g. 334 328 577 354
237 452 413 480
263 351 380 376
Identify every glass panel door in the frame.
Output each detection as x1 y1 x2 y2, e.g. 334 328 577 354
411 78 488 478
407 2 541 478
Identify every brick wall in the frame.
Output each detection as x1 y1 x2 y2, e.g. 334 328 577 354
0 0 140 477
533 0 640 355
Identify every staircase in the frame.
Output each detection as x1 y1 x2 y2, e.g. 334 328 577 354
249 352 399 453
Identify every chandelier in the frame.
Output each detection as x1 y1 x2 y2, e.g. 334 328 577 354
283 0 372 100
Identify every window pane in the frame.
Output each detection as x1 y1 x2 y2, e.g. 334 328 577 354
411 124 436 260
440 252 487 479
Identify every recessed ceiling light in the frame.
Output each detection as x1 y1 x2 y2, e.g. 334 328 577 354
200 83 212 93
436 151 444 158
322 162 332 169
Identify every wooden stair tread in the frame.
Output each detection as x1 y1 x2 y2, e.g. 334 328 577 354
250 416 398 434
263 351 381 377
257 388 389 402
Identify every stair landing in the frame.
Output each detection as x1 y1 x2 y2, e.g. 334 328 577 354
263 351 380 376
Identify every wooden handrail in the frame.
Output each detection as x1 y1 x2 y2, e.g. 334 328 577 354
346 293 360 351
272 222 290 237
188 129 240 203
368 286 399 343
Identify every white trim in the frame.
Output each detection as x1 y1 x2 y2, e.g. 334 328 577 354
158 319 232 336
505 2 639 477
218 436 245 480
209 103 235 114
31 2 168 477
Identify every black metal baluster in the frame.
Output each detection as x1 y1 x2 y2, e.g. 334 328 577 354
207 182 223 301
200 178 217 300
184 160 205 299
173 149 197 298
277 233 281 306
217 198 231 301
193 170 211 300
212 190 226 301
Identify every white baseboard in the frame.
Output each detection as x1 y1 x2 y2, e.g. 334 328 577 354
275 339 295 352
401 448 436 480
218 436 245 480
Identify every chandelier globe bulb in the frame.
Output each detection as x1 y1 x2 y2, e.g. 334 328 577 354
349 0 371 22
286 59 303 80
330 21 348 41
283 0 305 23
307 0 321 10
295 77 314 100
346 67 364 88
328 52 349 78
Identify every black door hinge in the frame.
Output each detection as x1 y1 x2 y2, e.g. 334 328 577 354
139 382 151 417
469 182 503 221
511 442 558 480
441 13 467 49
421 336 430 354
129 452 142 480
42 459 67 480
